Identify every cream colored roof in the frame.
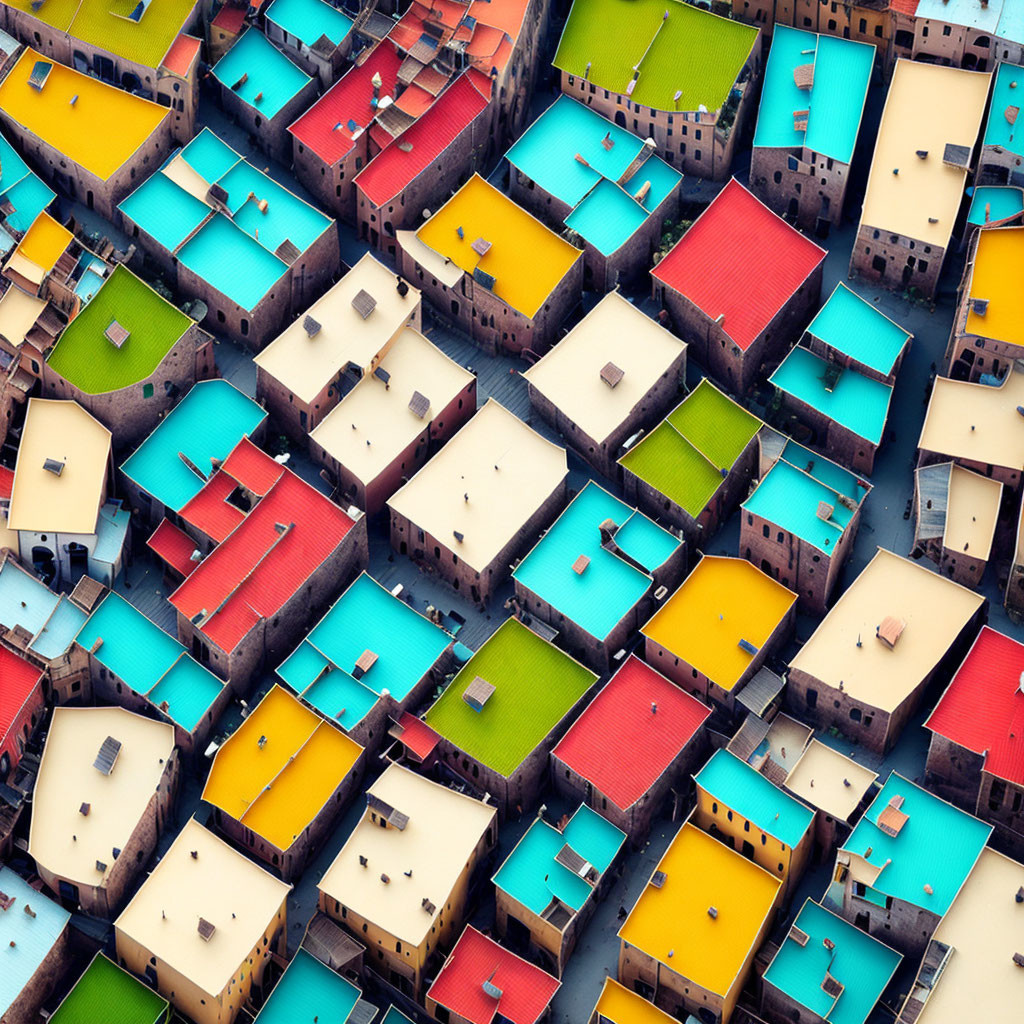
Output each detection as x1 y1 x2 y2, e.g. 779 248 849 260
784 739 878 822
858 60 990 248
789 548 986 713
310 327 473 487
5 252 45 287
387 399 568 574
253 253 421 404
317 764 496 947
943 464 1001 562
0 286 46 349
396 229 463 288
115 818 290 999
8 398 111 534
161 151 214 203
914 848 1024 1023
29 707 175 890
918 366 1024 470
522 291 685 446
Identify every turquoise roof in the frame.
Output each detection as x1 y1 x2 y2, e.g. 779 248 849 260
119 171 210 251
31 596 87 660
493 804 625 916
984 61 1024 156
0 866 70 1018
381 1010 415 1024
506 95 680 256
695 749 813 848
75 592 225 733
998 4 1024 46
254 950 360 1024
805 283 910 377
277 572 452 728
770 346 892 445
844 773 991 917
754 26 874 164
967 185 1024 226
764 900 900 1024
0 133 54 233
266 0 353 48
513 481 680 641
120 379 266 511
92 502 132 565
180 129 239 183
0 560 85 659
212 29 311 121
744 442 866 554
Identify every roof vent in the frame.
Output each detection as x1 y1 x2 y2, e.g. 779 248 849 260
28 60 52 90
877 795 910 837
471 237 492 257
93 736 122 775
381 874 390 884
105 320 130 348
707 906 718 919
650 870 667 889
43 458 65 476
572 554 590 575
1006 105 1019 125
351 289 377 319
397 279 409 297
303 315 321 337
422 897 436 914
942 143 971 169
453 530 464 544
409 391 430 419
601 132 615 151
95 860 107 873
816 501 834 521
482 974 503 1000
972 297 989 316
463 675 495 711
353 649 378 679
793 63 814 89
823 937 835 951
916 150 928 159
1016 886 1024 903
197 918 216 941
737 638 759 656
600 361 624 388
876 616 906 649
79 803 90 816
1014 952 1024 967
374 366 391 386
789 925 809 947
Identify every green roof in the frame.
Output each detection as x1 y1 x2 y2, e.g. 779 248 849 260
51 954 169 1024
47 265 192 394
553 0 757 113
619 379 761 516
424 618 596 776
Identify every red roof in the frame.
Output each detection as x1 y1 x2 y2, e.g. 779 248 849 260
395 84 437 117
169 444 356 654
925 626 1024 787
0 644 44 742
552 655 711 811
470 0 529 38
222 437 284 496
355 74 489 207
289 43 404 164
0 465 14 502
395 711 440 761
652 178 826 351
161 34 201 77
147 519 199 579
180 471 245 544
211 5 247 33
427 926 559 1024
889 0 919 15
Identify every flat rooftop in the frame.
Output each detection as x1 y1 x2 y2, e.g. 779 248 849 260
253 949 361 1024
513 481 681 642
984 60 1024 157
964 226 1024 347
387 399 567 576
266 0 353 48
591 978 680 1024
943 463 1001 561
0 48 168 181
211 29 311 121
553 0 757 113
784 740 878 823
51 953 169 1024
522 290 685 446
619 823 780 996
789 548 985 712
643 554 796 692
318 764 495 947
967 184 1024 227
424 618 596 777
0 132 55 234
857 60 990 248
0 555 85 660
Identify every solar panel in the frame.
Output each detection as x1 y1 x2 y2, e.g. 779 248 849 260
351 289 377 319
93 736 122 775
408 391 430 419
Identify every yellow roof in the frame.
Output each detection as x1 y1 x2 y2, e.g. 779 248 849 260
415 174 582 319
858 60 990 248
201 685 362 852
642 555 797 692
8 398 111 534
0 49 168 181
619 823 780 997
592 978 679 1024
15 212 73 277
965 226 1024 346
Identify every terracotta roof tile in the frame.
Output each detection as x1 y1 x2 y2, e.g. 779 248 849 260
147 518 200 579
179 470 246 544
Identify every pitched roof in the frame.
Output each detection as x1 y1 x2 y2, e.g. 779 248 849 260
427 926 560 1024
160 34 202 77
925 626 1024 787
355 73 489 207
552 655 710 811
652 178 826 351
0 644 43 743
147 518 199 579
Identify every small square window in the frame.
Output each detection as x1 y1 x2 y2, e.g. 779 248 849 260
142 383 154 399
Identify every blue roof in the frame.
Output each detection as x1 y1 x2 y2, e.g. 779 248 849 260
753 26 874 164
0 133 54 233
120 379 266 511
805 283 910 377
266 0 353 48
180 129 240 183
695 749 813 848
493 804 626 915
506 95 680 255
118 171 210 251
92 502 132 565
211 29 312 121
75 593 225 733
254 950 360 1024
984 62 1024 155
967 185 1024 226
277 572 452 727
998 4 1024 46
770 346 893 445
381 1010 415 1024
31 596 87 661
0 866 70 1018
0 559 83 659
513 481 680 641
743 442 866 554
764 900 901 1024
844 773 991 917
